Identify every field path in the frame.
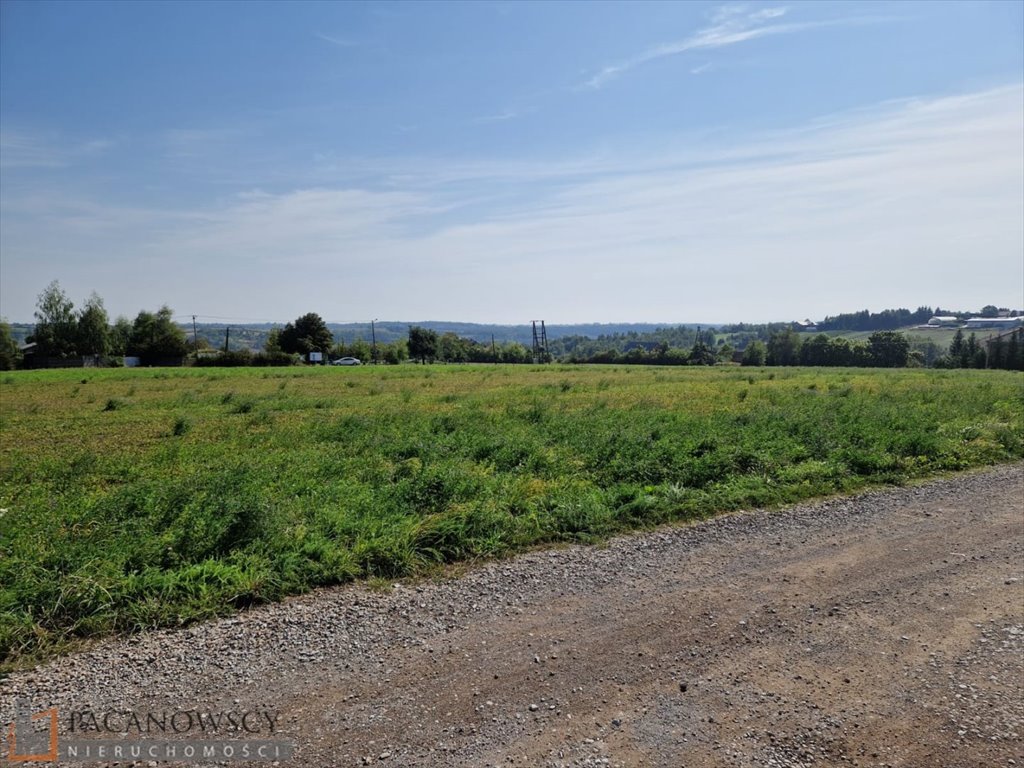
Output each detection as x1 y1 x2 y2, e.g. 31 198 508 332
3 464 1023 767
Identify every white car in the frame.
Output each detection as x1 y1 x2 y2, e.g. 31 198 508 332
331 357 362 366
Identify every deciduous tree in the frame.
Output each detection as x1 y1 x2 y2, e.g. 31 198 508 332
408 326 439 364
866 331 910 368
766 328 800 366
77 292 110 357
128 306 189 361
279 313 334 356
0 320 20 370
29 280 78 356
109 316 133 356
741 340 766 366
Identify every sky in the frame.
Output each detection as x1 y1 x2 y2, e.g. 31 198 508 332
1 1 1022 325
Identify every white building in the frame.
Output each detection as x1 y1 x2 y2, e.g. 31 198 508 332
927 316 961 327
963 317 1024 330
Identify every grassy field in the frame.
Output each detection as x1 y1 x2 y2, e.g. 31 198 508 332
1 364 1022 669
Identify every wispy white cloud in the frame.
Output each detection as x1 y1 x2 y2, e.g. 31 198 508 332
584 5 867 89
0 131 117 169
749 6 788 21
473 109 521 124
314 32 362 48
690 62 713 75
2 86 1021 322
0 132 65 169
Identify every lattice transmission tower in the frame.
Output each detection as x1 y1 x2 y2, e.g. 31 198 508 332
531 320 550 363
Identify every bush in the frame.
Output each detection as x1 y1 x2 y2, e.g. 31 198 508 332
192 350 300 367
253 351 300 366
193 350 252 367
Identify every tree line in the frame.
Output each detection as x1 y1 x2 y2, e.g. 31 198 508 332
4 281 191 366
751 328 1021 371
932 328 1023 371
814 304 1019 332
2 283 1021 372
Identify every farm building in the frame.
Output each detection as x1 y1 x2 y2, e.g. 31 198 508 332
963 317 1024 330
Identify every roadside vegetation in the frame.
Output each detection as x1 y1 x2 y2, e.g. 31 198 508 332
1 364 1022 670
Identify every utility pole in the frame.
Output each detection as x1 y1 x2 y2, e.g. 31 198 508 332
192 315 199 353
371 319 378 364
491 334 497 363
224 326 230 354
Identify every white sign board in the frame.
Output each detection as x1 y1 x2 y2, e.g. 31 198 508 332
308 352 323 363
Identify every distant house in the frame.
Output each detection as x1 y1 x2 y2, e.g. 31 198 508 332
927 316 961 328
964 317 1024 331
793 319 818 332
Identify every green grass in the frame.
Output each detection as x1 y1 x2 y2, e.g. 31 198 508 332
1 365 1022 670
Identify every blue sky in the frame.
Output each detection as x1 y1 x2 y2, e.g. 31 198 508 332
1 0 1021 324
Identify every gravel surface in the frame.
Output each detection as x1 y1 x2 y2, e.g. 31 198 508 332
2 463 1022 767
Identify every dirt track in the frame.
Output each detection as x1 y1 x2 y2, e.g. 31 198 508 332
3 465 1023 767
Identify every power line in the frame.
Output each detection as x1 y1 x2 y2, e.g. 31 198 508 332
173 314 282 323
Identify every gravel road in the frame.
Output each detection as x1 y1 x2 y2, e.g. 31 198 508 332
3 464 1022 768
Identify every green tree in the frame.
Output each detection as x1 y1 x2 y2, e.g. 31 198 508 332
827 336 859 366
77 292 110 357
687 331 717 365
972 339 987 368
948 329 965 367
109 316 133 356
380 339 409 365
346 339 372 362
741 340 766 366
128 306 189 361
798 334 833 366
408 326 439 363
29 280 78 356
912 340 944 367
263 327 284 354
1007 330 1023 371
438 332 474 363
0 320 21 370
766 328 800 366
279 313 334 356
867 331 910 368
500 341 530 363
962 333 983 368
987 336 1006 369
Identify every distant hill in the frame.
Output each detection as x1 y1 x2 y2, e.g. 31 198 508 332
9 302 1019 356
194 321 709 351
329 321 707 346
